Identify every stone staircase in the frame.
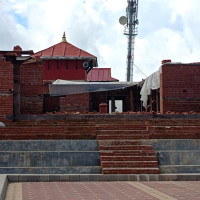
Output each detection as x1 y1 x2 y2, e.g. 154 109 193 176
0 140 101 174
151 139 200 173
97 124 160 174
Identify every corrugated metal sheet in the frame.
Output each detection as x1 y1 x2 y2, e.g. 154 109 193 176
33 42 96 59
87 68 118 82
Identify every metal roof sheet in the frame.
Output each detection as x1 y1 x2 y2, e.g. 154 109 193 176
33 42 96 59
87 68 119 82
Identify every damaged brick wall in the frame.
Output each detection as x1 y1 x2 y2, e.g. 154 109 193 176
60 93 89 113
160 63 200 113
0 57 13 121
20 62 44 114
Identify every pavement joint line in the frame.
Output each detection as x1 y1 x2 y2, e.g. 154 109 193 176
127 182 177 200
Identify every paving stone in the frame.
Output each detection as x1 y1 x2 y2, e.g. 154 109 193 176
176 174 197 181
6 181 200 200
128 174 139 181
195 174 200 181
39 175 49 182
69 175 80 182
7 175 19 182
118 174 129 181
99 175 118 181
158 174 177 181
89 174 100 181
19 175 29 182
79 175 89 182
139 174 149 181
28 175 39 182
59 175 70 182
49 175 60 182
148 174 158 181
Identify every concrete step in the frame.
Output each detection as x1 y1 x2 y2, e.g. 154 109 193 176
100 150 156 156
0 151 100 167
102 168 160 174
151 139 200 150
151 139 200 173
0 166 102 174
97 135 149 140
0 140 102 174
160 165 200 174
101 161 158 168
0 140 98 151
101 156 157 161
157 151 200 165
99 145 153 151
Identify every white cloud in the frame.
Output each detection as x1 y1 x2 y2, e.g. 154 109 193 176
0 0 200 82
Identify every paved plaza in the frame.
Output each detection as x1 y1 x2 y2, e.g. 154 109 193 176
5 181 200 200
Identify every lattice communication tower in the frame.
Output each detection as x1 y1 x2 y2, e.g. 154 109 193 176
119 0 139 82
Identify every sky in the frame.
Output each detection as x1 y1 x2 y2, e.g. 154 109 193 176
0 0 200 82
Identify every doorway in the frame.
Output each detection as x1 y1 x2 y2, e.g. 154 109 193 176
109 100 123 113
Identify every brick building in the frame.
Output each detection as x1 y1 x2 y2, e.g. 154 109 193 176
160 60 200 113
139 60 200 114
0 34 122 120
1 35 200 122
1 35 200 177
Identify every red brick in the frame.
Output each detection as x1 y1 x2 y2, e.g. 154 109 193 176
160 63 200 113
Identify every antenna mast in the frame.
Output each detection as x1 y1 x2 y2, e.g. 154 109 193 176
120 0 139 82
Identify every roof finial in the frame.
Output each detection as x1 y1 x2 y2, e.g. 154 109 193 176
62 32 67 42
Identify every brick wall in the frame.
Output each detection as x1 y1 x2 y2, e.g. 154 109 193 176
0 57 13 121
60 93 89 113
20 62 44 114
43 60 86 81
0 116 200 140
160 63 200 113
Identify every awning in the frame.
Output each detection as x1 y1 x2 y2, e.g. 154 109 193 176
49 79 137 96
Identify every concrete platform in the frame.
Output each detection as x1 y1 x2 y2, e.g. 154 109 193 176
5 181 200 200
1 174 200 199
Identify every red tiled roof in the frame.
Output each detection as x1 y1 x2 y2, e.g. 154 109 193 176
87 68 118 82
33 42 96 58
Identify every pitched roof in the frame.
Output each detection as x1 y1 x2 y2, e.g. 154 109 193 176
87 68 118 82
33 41 96 59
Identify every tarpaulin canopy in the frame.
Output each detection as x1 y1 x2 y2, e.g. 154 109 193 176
49 79 137 96
140 67 162 108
